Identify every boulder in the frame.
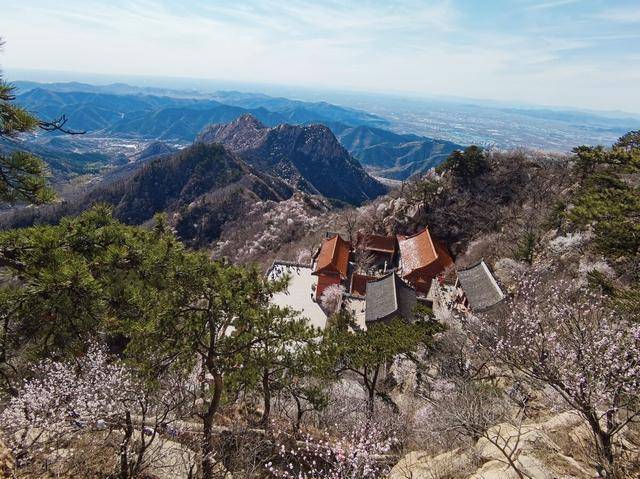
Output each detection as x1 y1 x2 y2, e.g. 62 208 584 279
405 203 425 222
475 421 596 478
390 412 603 479
468 460 523 479
389 448 476 479
0 440 13 479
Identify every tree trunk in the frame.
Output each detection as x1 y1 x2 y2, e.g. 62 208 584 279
365 366 379 416
119 410 133 479
293 393 303 432
132 407 153 479
584 410 615 475
595 430 614 472
260 368 271 426
367 385 375 415
201 373 223 479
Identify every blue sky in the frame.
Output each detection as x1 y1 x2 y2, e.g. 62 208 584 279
1 0 639 112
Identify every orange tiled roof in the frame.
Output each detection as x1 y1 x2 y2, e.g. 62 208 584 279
356 232 397 254
398 228 445 276
313 235 350 278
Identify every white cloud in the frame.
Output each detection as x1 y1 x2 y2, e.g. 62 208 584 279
526 0 581 11
597 6 640 23
0 0 639 112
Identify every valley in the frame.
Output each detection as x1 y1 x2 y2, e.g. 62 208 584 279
2 80 640 479
10 79 640 202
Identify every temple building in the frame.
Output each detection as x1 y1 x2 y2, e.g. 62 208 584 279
349 272 377 298
311 234 351 300
398 228 453 294
456 260 506 311
354 232 397 271
365 272 417 324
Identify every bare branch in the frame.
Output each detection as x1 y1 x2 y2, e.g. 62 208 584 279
38 115 86 135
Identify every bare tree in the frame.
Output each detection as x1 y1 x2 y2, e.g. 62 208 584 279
420 381 532 479
340 210 359 245
354 248 377 274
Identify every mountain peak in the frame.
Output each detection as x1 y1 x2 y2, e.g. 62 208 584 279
233 113 266 130
197 113 271 152
196 117 386 205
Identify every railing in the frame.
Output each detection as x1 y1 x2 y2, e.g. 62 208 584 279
266 260 313 277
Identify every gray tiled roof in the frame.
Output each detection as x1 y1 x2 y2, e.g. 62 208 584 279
365 273 417 323
457 260 505 311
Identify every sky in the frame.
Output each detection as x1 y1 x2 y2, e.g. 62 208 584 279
1 0 639 113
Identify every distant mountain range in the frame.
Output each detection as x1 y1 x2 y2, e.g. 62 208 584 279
15 83 388 139
105 104 286 140
12 81 462 180
16 88 281 137
15 79 640 152
13 80 210 98
208 90 384 127
332 125 460 180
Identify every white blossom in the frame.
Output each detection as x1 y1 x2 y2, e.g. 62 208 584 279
320 284 345 315
2 343 135 455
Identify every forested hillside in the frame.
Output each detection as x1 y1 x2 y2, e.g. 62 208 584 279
1 130 638 479
334 124 461 179
2 59 640 479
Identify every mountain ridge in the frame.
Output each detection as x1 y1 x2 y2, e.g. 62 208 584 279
198 114 387 205
334 125 461 179
14 83 462 180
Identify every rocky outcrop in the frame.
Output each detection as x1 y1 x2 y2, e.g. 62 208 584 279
471 420 596 479
198 114 387 205
390 448 477 479
389 411 638 479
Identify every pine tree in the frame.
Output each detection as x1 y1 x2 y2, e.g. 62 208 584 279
0 38 54 204
323 316 443 415
437 145 488 185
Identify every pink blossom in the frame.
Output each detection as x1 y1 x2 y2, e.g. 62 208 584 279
269 425 396 478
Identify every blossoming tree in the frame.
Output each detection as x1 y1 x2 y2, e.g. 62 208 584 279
1 343 191 478
489 276 640 475
320 284 345 315
2 345 135 473
267 425 396 478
